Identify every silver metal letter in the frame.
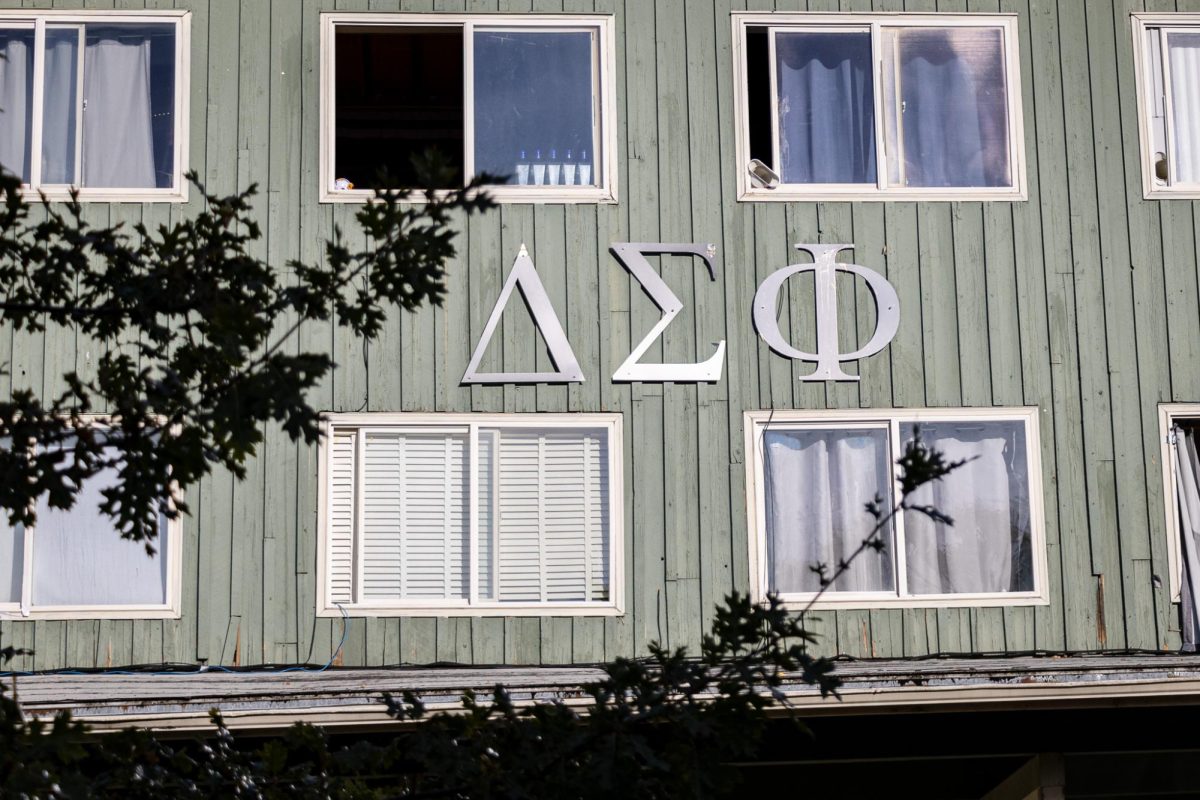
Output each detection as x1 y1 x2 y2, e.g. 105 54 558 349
752 243 900 382
461 245 585 384
610 243 726 383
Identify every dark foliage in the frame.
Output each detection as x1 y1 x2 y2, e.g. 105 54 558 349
0 157 493 548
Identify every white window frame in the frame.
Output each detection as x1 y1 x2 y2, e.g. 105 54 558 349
317 412 625 617
0 417 184 621
1156 403 1200 604
744 406 1049 610
318 13 618 205
0 9 191 203
731 12 1027 203
1131 13 1200 199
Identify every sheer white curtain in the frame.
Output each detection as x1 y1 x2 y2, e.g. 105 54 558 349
82 31 156 188
775 31 877 184
0 520 21 604
764 429 893 594
0 30 33 181
41 28 79 184
904 427 1024 594
1168 33 1200 185
1171 426 1200 650
31 447 167 607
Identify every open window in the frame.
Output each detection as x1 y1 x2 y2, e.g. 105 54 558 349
321 13 616 203
0 425 182 621
1133 14 1200 198
733 13 1026 201
318 413 624 616
0 10 189 202
1158 405 1200 648
744 407 1048 609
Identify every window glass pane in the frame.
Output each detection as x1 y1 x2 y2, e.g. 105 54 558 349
360 431 469 601
473 30 598 187
0 519 22 604
0 28 34 182
884 27 1010 188
487 427 610 603
334 27 464 190
1167 31 1200 184
773 30 876 184
31 447 169 607
42 27 80 185
901 420 1033 595
80 23 176 189
763 427 894 594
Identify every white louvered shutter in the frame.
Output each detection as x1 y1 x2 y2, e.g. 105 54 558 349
360 431 469 601
492 428 610 603
326 429 358 604
476 431 496 600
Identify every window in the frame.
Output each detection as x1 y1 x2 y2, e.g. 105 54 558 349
744 408 1048 609
1158 406 1200 613
732 13 1026 201
320 14 616 203
0 431 182 620
318 414 623 616
1133 15 1200 198
0 10 189 201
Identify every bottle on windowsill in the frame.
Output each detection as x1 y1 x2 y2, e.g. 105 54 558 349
516 150 530 185
532 149 546 186
563 149 577 186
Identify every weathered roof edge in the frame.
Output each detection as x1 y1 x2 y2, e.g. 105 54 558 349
6 653 1200 733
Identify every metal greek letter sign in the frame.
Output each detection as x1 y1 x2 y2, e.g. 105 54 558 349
461 244 584 384
752 244 900 382
610 242 726 383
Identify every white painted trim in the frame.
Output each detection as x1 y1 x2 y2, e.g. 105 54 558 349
1156 403 1200 604
743 406 1050 611
0 10 190 202
1131 14 1200 199
730 12 1027 203
318 12 617 205
316 412 625 617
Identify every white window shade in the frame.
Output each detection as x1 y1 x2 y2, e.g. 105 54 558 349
320 414 622 616
491 428 609 604
0 431 181 619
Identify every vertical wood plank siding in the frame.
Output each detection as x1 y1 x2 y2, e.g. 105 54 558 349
0 0 1186 670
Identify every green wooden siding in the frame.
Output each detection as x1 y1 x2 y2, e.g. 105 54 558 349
0 0 1189 669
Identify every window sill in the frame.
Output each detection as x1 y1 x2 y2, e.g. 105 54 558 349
319 601 624 618
1144 187 1200 200
18 186 189 204
763 591 1050 611
0 605 181 621
320 186 617 205
737 186 1028 203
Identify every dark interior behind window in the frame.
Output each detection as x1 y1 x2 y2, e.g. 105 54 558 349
334 27 463 189
746 26 773 167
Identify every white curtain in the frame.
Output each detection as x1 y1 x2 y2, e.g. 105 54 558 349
1168 32 1200 185
775 31 877 184
41 28 79 184
0 520 21 604
31 448 167 607
0 31 33 181
904 430 1023 594
764 429 893 594
1171 426 1200 650
890 27 1010 188
82 31 156 188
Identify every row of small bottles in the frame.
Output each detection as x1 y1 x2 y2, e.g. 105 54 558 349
515 149 593 186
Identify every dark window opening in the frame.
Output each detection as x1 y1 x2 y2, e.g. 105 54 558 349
746 26 773 168
334 27 463 190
